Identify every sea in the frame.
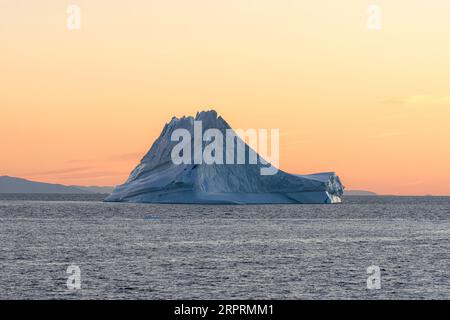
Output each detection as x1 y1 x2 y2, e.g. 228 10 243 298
0 194 449 299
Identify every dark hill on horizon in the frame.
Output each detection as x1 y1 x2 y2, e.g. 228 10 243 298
344 190 377 196
0 176 112 194
0 176 375 196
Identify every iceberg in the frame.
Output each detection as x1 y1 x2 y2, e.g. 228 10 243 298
105 110 344 204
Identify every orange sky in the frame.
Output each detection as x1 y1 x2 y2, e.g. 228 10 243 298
1 0 450 195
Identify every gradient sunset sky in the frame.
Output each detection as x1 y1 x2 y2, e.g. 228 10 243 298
2 0 450 195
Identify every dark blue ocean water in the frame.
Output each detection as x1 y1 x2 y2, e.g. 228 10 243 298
0 194 449 299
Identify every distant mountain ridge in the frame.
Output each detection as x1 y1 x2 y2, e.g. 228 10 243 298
71 185 115 194
0 177 374 196
344 190 377 196
0 176 113 194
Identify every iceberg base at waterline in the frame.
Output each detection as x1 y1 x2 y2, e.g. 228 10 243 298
106 178 343 205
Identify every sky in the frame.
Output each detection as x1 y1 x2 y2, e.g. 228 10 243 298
1 0 450 195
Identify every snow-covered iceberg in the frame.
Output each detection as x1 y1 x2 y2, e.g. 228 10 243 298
105 110 344 204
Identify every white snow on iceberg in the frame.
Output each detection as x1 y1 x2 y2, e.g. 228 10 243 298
105 110 344 204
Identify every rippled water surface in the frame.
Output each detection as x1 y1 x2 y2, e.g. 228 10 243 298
0 194 449 299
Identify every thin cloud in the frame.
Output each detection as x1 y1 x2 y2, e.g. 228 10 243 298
279 130 304 137
108 152 143 161
282 139 312 146
65 159 93 164
54 171 130 180
66 152 143 164
371 131 407 138
381 95 450 105
24 167 93 176
17 151 142 182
